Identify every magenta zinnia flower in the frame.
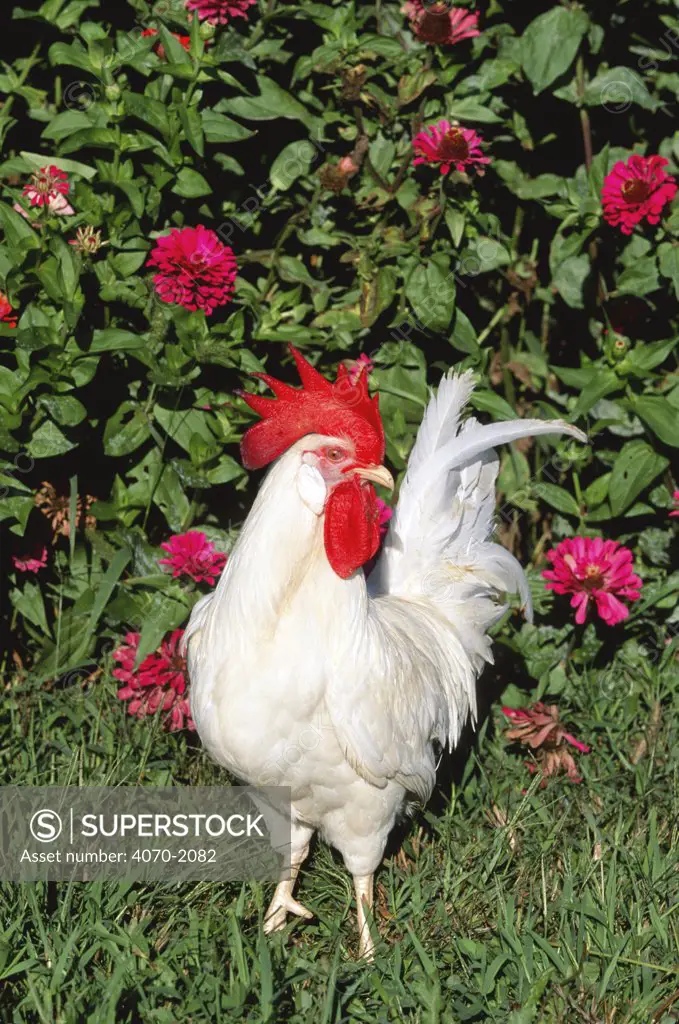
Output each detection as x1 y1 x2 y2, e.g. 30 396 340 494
542 537 642 627
402 1 480 46
413 120 490 176
146 225 237 315
348 353 374 384
602 155 677 235
376 498 393 539
0 292 17 328
159 530 227 584
185 0 256 25
12 547 48 573
113 629 194 732
22 164 74 213
670 490 679 518
502 703 590 787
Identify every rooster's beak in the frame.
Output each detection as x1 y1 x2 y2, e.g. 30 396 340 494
353 464 395 491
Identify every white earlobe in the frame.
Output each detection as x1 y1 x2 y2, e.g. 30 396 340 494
296 464 327 515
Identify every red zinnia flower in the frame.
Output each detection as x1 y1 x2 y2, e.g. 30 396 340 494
22 165 74 213
602 154 677 235
159 530 227 585
184 0 256 25
146 225 237 315
12 547 48 573
402 1 480 46
141 27 192 59
542 536 642 627
502 703 590 787
669 490 679 518
413 120 490 176
0 292 18 328
113 629 194 732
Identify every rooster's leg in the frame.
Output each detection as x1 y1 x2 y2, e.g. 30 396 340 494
353 873 375 960
263 828 313 935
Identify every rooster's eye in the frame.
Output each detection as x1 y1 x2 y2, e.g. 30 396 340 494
325 447 344 463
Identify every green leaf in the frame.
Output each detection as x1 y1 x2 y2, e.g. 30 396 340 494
609 440 669 516
449 308 480 357
634 396 679 447
270 140 315 191
0 202 41 251
521 7 589 93
553 254 590 309
572 368 620 418
123 91 171 137
617 257 659 296
583 67 659 111
405 256 456 332
172 168 211 198
398 68 437 106
104 403 151 457
178 103 204 157
658 243 679 300
38 395 87 427
533 482 580 517
27 420 76 458
471 390 517 420
91 328 145 352
625 338 676 374
201 110 255 143
219 75 317 130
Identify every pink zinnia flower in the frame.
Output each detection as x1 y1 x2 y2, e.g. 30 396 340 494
348 353 374 384
113 629 194 732
12 547 48 573
413 120 490 176
159 530 227 585
542 537 642 627
0 292 17 328
376 498 393 539
670 490 679 518
146 225 237 315
602 155 677 235
502 703 590 787
185 0 256 25
402 1 480 46
22 165 74 214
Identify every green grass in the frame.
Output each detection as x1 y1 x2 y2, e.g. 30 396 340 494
2 649 679 1023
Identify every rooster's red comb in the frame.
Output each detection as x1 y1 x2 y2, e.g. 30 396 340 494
238 346 385 470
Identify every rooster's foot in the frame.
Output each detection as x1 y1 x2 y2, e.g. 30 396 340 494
263 884 313 934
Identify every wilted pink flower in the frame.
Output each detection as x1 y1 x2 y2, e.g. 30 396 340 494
413 120 490 176
0 292 17 328
146 225 237 315
542 536 641 627
12 547 48 573
113 630 194 732
348 353 374 384
602 155 677 235
22 165 74 214
402 1 480 46
185 0 256 25
159 530 227 584
376 498 393 539
670 490 679 517
503 703 590 787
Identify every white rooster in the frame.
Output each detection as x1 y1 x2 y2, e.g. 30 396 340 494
185 346 586 957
